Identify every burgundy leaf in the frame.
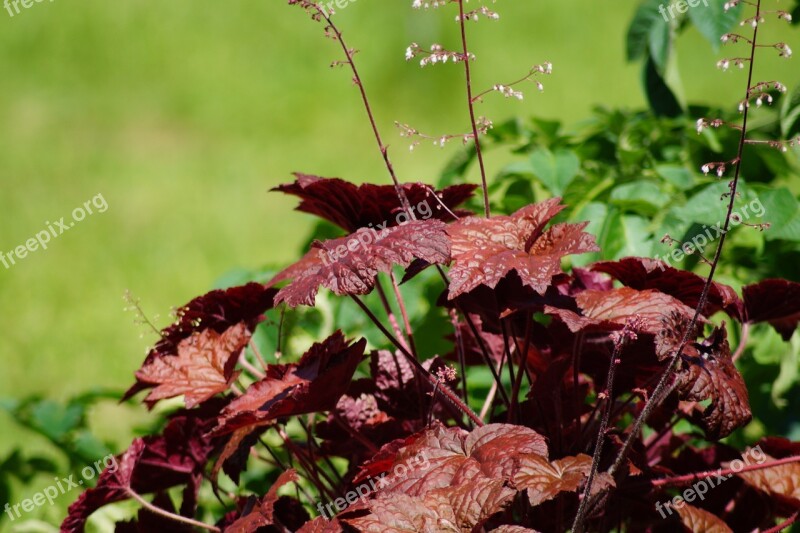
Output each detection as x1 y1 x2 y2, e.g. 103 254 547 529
674 324 752 440
135 322 250 408
742 279 800 340
269 220 450 307
655 311 704 362
345 480 514 533
447 199 599 298
124 283 275 401
592 257 743 319
545 287 702 335
274 173 476 232
225 469 299 532
296 517 346 532
213 332 366 435
63 406 221 532
62 439 144 533
113 492 193 533
375 422 547 496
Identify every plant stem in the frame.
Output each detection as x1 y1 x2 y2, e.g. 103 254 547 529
649 454 800 488
572 340 624 533
126 489 221 532
763 511 800 533
311 4 413 214
390 272 419 358
350 295 484 426
457 0 490 217
449 308 471 407
606 0 762 481
733 321 750 362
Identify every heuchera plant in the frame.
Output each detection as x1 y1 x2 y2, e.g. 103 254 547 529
62 1 800 531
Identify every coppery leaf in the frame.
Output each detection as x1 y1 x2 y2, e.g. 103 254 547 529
135 323 250 408
124 283 275 402
675 503 733 532
375 422 547 496
512 453 592 507
447 199 599 298
545 287 702 335
730 453 800 504
269 220 450 307
675 324 752 440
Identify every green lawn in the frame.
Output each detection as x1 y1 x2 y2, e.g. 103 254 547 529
1 1 798 527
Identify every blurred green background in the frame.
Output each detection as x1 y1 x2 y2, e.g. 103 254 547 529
1 0 799 529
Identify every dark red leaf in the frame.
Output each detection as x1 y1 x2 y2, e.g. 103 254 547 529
674 324 752 439
213 332 366 435
124 283 276 401
296 517 346 532
374 422 547 496
591 257 743 319
274 173 476 232
545 287 702 335
135 322 250 408
269 220 450 307
742 279 800 340
344 480 514 532
447 199 599 298
225 470 299 532
63 406 221 533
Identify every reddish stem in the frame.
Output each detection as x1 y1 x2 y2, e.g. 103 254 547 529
457 0 490 217
308 3 412 213
650 455 800 488
608 0 763 479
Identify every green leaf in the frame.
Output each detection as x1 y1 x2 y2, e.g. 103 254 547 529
627 0 669 62
643 57 683 117
688 0 744 50
752 187 800 242
28 400 85 443
648 13 671 73
772 332 800 407
503 178 536 213
780 85 800 138
600 209 654 259
528 148 580 196
656 165 695 190
671 180 755 225
610 181 671 215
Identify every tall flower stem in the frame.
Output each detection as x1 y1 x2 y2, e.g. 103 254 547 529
299 1 413 214
576 1 764 526
457 0 491 217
